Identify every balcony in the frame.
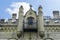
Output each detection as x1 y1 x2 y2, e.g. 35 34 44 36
23 22 38 32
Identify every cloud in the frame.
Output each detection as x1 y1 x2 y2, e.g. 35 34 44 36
6 2 31 18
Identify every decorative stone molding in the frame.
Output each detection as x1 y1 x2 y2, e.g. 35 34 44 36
17 31 23 38
39 31 45 38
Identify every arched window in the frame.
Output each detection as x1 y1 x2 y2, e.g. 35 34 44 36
27 17 34 25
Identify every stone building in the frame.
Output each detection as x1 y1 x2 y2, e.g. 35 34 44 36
0 5 60 40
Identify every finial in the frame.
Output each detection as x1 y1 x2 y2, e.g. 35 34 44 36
19 5 23 9
20 5 23 8
19 5 23 12
19 5 23 11
30 5 32 9
39 5 42 9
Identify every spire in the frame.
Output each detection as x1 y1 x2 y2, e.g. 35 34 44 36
30 5 32 8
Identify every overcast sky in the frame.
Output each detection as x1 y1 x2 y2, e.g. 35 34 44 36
0 0 60 19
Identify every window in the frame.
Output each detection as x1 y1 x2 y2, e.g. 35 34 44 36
27 17 34 25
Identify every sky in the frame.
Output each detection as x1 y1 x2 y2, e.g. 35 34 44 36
0 0 60 19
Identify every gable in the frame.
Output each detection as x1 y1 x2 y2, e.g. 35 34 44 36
24 9 37 22
25 9 37 18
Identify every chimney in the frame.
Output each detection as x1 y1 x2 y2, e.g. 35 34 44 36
0 19 5 23
53 11 59 19
12 13 17 19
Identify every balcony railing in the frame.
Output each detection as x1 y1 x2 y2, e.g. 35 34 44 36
23 22 38 29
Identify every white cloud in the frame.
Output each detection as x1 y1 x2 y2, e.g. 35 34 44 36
6 2 31 18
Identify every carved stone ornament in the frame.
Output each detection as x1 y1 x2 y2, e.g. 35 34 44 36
17 31 22 38
39 31 45 38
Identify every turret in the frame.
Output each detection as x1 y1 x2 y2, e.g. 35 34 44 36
38 5 44 31
38 5 45 38
18 5 23 31
17 5 24 38
53 11 59 19
12 13 17 19
12 13 17 23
